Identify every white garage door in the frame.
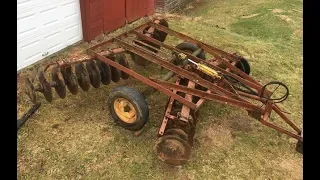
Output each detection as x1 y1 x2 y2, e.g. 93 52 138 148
17 0 83 71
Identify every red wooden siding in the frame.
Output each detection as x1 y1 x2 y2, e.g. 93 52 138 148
147 0 155 15
81 0 155 41
126 0 148 23
104 0 126 32
80 0 104 41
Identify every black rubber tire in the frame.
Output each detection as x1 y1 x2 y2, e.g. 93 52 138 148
155 19 169 42
143 19 169 42
107 86 149 131
235 57 251 75
96 60 112 85
117 54 130 79
175 42 206 60
86 60 101 88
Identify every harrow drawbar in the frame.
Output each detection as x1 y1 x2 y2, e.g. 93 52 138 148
20 17 303 165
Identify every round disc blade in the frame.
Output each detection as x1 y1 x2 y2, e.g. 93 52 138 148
75 63 90 91
96 60 111 85
86 60 101 88
154 135 191 166
23 77 37 104
38 70 53 102
117 54 130 80
61 66 79 95
52 66 66 98
164 128 189 142
109 56 121 82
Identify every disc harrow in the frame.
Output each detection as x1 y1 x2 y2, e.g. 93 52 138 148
22 55 131 103
20 17 303 166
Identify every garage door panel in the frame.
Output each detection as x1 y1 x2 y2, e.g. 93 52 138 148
18 36 46 66
17 11 38 40
62 0 79 19
17 0 34 10
39 5 61 28
45 30 64 53
17 0 83 71
64 23 81 45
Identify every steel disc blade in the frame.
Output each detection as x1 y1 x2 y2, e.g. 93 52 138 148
86 60 101 88
23 77 37 104
109 56 121 82
154 135 191 166
61 66 79 95
52 66 66 98
96 60 111 85
164 128 189 142
117 54 130 80
38 70 53 102
75 63 91 91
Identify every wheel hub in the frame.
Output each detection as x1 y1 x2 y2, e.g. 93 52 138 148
113 98 137 123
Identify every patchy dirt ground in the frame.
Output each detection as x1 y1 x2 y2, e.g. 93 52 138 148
18 0 303 179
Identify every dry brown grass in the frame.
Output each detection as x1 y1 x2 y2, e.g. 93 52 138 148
18 0 302 179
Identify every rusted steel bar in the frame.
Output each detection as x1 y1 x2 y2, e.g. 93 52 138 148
151 79 263 113
180 81 195 121
159 79 180 135
272 104 301 134
259 119 302 141
263 102 273 121
132 39 168 57
147 23 239 61
100 48 126 56
225 61 237 72
195 90 211 112
56 58 94 68
87 23 150 53
113 37 251 101
92 53 197 109
144 19 160 36
237 91 267 101
165 114 177 120
130 30 263 94
147 22 261 86
142 47 203 97
17 102 41 131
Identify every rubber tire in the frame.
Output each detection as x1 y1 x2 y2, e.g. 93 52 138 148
175 42 206 60
108 86 149 131
235 57 251 75
143 19 169 42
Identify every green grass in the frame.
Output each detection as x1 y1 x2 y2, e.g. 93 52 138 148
18 0 303 179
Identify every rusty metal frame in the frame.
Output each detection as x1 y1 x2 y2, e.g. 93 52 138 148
55 19 302 142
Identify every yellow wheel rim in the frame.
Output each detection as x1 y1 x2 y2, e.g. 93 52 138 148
113 98 137 123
